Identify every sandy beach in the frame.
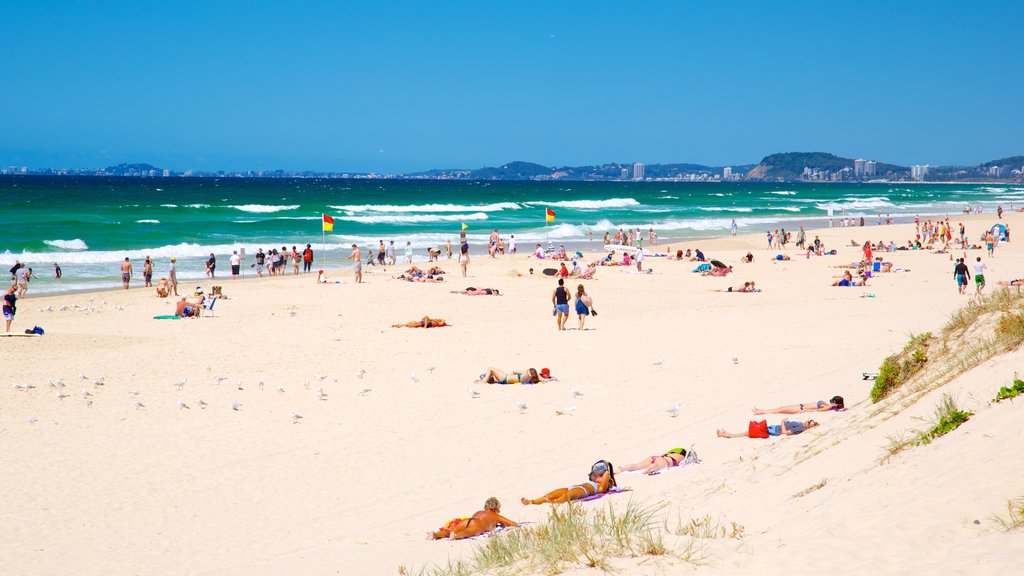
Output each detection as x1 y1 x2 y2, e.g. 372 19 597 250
3 212 1023 575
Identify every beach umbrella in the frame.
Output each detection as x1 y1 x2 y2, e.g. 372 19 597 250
991 223 1006 240
710 259 728 268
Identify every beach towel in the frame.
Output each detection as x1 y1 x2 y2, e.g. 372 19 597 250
649 449 701 475
692 263 711 273
577 486 631 503
462 522 533 541
153 315 182 320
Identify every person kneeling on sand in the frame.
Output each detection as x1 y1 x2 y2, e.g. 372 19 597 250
752 396 844 414
156 277 170 298
392 316 449 328
616 448 688 475
717 419 819 439
521 460 615 505
428 497 518 541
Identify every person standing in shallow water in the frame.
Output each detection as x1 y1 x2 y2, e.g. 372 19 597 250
53 262 62 279
120 258 133 290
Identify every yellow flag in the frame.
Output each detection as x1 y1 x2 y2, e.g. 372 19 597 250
461 222 469 230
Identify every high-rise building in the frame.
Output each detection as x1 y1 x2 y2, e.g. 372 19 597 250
987 165 1002 178
911 165 929 181
632 162 645 181
854 159 866 178
162 169 171 177
722 166 732 179
864 160 876 177
620 168 629 179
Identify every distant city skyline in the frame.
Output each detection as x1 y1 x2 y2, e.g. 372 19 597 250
2 1 1022 173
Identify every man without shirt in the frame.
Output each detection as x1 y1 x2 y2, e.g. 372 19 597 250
348 244 363 283
120 257 133 290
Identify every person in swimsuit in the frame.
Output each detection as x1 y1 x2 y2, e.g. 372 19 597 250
451 288 500 295
752 396 844 415
616 448 688 475
429 497 518 540
3 285 17 332
120 258 133 290
521 460 615 505
391 316 449 328
143 257 153 287
717 419 819 439
174 297 200 318
476 367 552 385
348 244 362 283
575 284 590 330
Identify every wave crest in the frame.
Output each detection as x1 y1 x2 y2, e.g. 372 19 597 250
329 202 519 213
337 212 490 224
526 198 640 209
229 204 300 213
43 239 89 250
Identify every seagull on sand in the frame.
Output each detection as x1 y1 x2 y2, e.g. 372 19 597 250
213 375 227 384
426 364 437 374
410 372 420 383
133 400 145 410
317 374 328 382
292 412 303 423
516 401 528 414
197 399 208 409
177 399 190 410
570 386 584 399
317 387 328 401
175 378 187 391
28 416 38 425
356 368 366 379
81 389 93 398
556 406 576 416
79 372 88 381
277 385 286 394
56 391 69 400
653 359 664 368
731 356 739 365
357 388 372 397
470 388 480 399
665 403 681 418
231 401 242 411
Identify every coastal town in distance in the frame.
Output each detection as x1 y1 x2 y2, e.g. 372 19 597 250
4 151 1023 183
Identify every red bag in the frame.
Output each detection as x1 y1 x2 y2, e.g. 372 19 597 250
748 420 769 439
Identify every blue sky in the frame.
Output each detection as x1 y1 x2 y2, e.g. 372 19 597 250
2 1 1022 172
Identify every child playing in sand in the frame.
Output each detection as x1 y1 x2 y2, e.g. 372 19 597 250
428 497 518 540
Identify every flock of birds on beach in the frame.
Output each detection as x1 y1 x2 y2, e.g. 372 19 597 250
9 355 727 425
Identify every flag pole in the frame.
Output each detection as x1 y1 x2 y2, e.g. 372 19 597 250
322 213 326 267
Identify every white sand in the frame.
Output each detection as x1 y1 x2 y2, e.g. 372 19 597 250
2 212 1023 575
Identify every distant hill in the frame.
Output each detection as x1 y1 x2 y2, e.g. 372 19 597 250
750 152 907 180
105 162 162 175
469 161 553 180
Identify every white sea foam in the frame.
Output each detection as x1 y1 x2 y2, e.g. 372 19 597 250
658 195 679 199
697 207 754 213
229 204 300 213
136 219 160 224
769 190 797 195
43 239 89 250
815 196 895 211
329 202 520 213
337 212 490 224
160 204 177 208
524 198 640 209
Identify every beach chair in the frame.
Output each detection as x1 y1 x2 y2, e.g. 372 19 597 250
202 296 218 317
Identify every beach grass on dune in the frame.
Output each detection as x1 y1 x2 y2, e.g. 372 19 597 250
994 377 1024 402
993 497 1024 532
403 501 698 575
880 393 973 462
676 514 746 539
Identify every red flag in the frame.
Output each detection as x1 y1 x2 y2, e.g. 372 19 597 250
322 213 335 232
545 208 556 223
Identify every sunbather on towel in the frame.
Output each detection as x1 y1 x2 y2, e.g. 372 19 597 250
476 367 552 385
392 316 449 328
428 497 518 540
451 287 501 295
717 419 818 439
752 395 844 414
521 460 615 505
616 448 687 475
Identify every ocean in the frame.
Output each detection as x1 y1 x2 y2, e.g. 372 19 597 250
1 176 1020 295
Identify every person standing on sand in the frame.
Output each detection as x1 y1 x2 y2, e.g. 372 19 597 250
973 257 987 295
230 250 241 280
509 235 516 254
292 246 300 275
459 240 470 277
143 257 153 287
985 230 995 257
347 244 362 283
953 258 969 295
730 219 737 236
635 245 645 272
53 262 62 279
255 249 266 278
444 239 451 260
404 241 413 264
552 278 571 331
120 258 133 290
303 244 313 273
168 257 179 296
3 285 16 332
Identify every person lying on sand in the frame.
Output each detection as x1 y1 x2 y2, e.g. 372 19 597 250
997 279 1024 286
521 460 615 505
832 271 868 287
392 316 448 328
753 395 844 414
396 274 444 282
701 265 732 277
616 448 687 475
717 419 819 439
451 287 501 295
428 497 518 541
720 281 758 293
476 367 552 384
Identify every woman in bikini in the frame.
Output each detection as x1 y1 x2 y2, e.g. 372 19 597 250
752 395 844 415
428 497 518 540
616 448 688 475
477 367 552 385
391 316 449 328
521 460 615 505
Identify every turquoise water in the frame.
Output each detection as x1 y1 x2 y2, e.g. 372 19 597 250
1 176 1020 294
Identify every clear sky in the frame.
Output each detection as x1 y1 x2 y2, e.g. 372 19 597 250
2 0 1022 173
